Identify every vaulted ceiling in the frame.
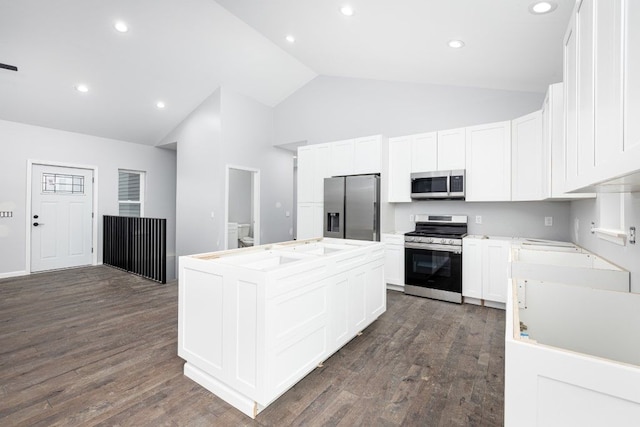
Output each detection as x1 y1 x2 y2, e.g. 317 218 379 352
0 0 574 146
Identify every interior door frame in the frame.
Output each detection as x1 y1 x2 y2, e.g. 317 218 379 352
26 160 99 273
224 164 260 250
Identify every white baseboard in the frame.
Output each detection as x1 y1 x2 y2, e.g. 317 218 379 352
0 270 28 280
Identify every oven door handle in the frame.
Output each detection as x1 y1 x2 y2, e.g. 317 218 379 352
405 243 462 254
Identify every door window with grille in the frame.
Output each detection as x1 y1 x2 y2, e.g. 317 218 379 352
118 170 145 217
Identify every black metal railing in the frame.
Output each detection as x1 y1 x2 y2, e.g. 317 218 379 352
103 215 167 284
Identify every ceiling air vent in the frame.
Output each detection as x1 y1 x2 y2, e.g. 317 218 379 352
0 63 18 72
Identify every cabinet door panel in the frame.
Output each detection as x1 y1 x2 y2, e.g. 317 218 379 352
411 132 437 172
595 0 623 167
465 122 512 201
512 110 544 201
297 147 314 203
564 21 579 186
354 136 381 174
482 240 509 303
329 140 355 177
314 144 331 202
437 128 466 170
576 0 595 176
462 238 483 299
624 0 640 153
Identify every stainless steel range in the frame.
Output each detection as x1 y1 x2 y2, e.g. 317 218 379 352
404 214 467 303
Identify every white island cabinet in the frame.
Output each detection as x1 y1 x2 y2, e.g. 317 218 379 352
178 238 385 419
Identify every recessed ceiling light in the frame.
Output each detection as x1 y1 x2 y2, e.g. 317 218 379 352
285 35 295 43
340 5 355 16
448 40 465 49
529 1 557 14
114 21 129 33
156 101 166 109
75 84 89 93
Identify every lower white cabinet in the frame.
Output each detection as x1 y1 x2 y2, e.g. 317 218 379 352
381 233 405 290
462 236 511 308
297 202 323 240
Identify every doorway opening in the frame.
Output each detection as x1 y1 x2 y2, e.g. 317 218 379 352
27 161 98 273
225 165 260 250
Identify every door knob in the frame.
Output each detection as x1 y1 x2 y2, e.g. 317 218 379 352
33 222 43 226
33 215 39 219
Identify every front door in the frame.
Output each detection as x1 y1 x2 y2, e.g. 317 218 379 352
31 164 94 272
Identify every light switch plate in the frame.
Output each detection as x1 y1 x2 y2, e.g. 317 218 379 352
475 216 482 224
545 217 553 226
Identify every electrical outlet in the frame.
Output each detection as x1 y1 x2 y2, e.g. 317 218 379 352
545 216 553 227
409 214 415 222
475 216 482 224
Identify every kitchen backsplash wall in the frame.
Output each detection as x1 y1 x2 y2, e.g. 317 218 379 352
393 200 572 241
571 195 640 293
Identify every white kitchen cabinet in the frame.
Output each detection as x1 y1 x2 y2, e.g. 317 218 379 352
437 128 466 170
564 14 579 187
411 132 437 172
465 121 512 201
297 143 330 203
381 233 405 291
563 0 640 191
543 83 595 200
462 236 510 308
329 139 355 177
511 110 544 201
329 135 382 177
297 202 323 240
354 135 382 174
462 237 483 300
387 136 412 203
576 0 595 179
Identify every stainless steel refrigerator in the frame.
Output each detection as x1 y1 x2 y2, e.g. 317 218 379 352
323 175 380 241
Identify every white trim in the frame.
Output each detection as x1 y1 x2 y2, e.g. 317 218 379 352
593 228 627 246
224 165 261 250
0 270 28 280
26 160 99 273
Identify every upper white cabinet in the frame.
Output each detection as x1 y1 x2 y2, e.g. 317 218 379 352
564 0 640 191
465 121 512 202
354 135 382 174
512 110 544 201
329 139 355 177
386 130 466 203
387 135 412 203
436 128 466 170
543 83 595 200
411 132 437 172
328 135 382 177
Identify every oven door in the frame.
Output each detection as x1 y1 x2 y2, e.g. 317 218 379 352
404 243 462 294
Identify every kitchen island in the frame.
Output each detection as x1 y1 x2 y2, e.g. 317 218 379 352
178 238 385 418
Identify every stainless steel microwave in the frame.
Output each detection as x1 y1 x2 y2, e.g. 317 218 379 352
410 170 465 200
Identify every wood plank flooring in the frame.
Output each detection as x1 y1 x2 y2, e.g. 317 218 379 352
0 266 505 426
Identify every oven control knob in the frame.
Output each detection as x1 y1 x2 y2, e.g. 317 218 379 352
447 239 454 245
425 238 433 244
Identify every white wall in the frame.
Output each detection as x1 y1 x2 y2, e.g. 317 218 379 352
220 88 294 244
571 195 640 292
165 87 294 260
274 75 546 145
0 119 177 278
166 89 224 258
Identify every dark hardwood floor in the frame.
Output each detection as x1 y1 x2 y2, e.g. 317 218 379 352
0 266 505 426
